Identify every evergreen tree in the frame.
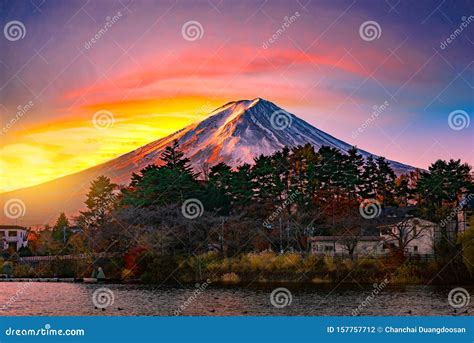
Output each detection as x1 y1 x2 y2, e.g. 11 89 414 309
342 147 364 199
122 141 200 206
52 212 70 242
230 163 254 209
78 175 117 229
417 159 473 226
359 155 378 199
206 162 233 214
375 156 396 206
161 140 196 176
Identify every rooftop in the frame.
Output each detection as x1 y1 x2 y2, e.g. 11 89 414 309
310 236 382 242
0 225 27 231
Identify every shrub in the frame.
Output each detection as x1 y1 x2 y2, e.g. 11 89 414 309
391 264 422 284
13 264 34 278
221 272 240 283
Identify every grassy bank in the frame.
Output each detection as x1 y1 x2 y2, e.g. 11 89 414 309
3 252 471 285
134 251 472 285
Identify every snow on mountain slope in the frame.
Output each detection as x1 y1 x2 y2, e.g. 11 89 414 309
102 97 414 177
0 98 416 224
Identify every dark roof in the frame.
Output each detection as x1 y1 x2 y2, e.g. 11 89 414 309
381 206 417 218
310 236 382 242
460 195 474 210
0 225 27 230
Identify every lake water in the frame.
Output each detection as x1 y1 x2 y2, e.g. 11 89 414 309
0 282 472 316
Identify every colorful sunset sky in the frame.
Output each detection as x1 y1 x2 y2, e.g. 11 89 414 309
1 0 473 193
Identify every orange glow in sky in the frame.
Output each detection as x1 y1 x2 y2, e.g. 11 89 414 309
0 96 227 193
1 1 472 193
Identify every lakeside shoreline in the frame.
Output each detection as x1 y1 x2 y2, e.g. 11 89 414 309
1 278 473 287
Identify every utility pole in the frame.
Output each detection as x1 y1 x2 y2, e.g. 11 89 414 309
220 218 225 257
279 217 283 254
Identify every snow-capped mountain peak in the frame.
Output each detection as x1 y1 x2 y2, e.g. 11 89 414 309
0 98 417 224
103 97 415 176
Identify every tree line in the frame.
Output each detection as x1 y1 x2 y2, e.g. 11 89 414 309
9 141 474 282
72 141 473 255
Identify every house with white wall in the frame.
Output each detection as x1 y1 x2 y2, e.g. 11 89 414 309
310 217 439 258
0 225 28 251
378 218 437 256
310 236 384 257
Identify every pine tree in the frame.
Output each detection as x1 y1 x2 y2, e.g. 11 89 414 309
161 139 196 177
375 156 396 206
122 141 200 206
78 175 117 229
52 212 70 242
207 162 233 214
342 147 364 199
359 156 378 199
230 163 254 209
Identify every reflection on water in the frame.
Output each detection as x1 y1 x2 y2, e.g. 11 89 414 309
0 282 472 316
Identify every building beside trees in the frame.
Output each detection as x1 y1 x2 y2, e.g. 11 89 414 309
0 225 28 252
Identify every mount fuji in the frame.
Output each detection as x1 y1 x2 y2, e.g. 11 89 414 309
1 98 416 225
